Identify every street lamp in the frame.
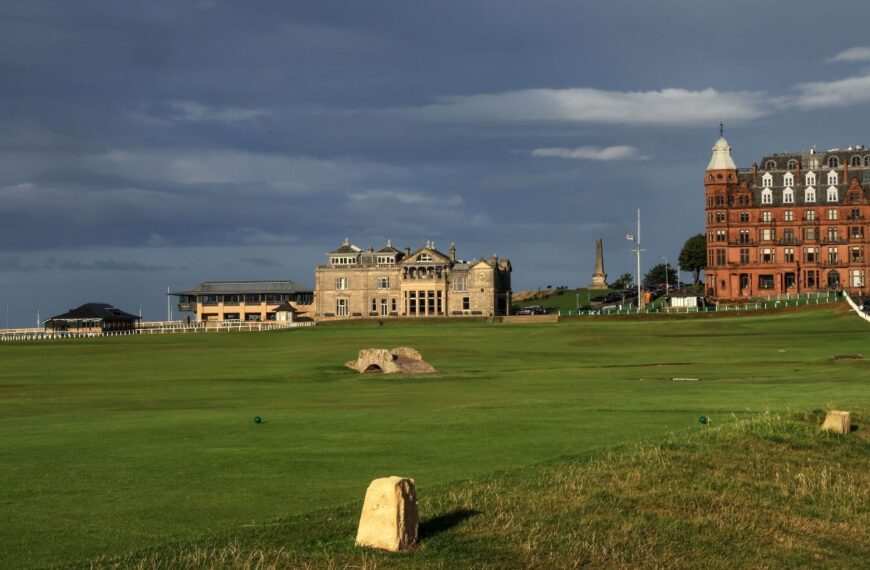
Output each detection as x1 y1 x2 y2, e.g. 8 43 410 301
660 256 669 295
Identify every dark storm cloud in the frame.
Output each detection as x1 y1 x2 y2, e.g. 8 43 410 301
2 0 870 325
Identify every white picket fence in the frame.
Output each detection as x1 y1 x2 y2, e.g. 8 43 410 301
843 292 870 323
0 320 315 342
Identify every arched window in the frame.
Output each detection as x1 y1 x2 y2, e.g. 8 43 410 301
828 156 839 168
851 155 862 167
783 188 794 203
765 160 776 170
761 189 773 204
787 159 798 170
783 173 794 187
865 155 870 167
827 170 839 185
827 187 839 202
805 189 816 203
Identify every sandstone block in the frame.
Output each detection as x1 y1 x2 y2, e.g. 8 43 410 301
355 476 419 551
821 410 851 434
391 346 422 361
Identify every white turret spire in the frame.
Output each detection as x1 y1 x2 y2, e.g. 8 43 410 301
707 125 737 170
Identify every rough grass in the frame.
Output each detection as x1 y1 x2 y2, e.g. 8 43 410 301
86 410 870 569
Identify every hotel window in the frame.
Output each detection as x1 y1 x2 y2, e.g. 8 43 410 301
851 269 865 288
783 228 795 243
783 173 794 187
715 195 725 206
716 249 726 265
739 230 751 244
805 173 816 186
759 275 774 289
827 188 838 202
762 228 774 241
851 226 864 239
708 213 714 223
805 189 816 203
762 173 773 188
762 211 772 222
762 248 775 263
739 211 750 222
805 270 818 288
761 189 773 204
784 210 794 221
707 231 714 242
739 248 750 263
805 247 818 262
783 189 794 203
828 156 839 168
826 209 838 220
851 247 863 262
827 171 839 185
452 276 467 292
805 227 818 241
806 210 816 221
785 273 796 288
828 247 839 263
716 230 726 242
335 277 348 290
715 212 726 223
784 248 795 262
827 227 839 241
850 208 862 220
377 276 390 289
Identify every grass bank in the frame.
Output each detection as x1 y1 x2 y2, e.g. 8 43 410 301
88 409 870 569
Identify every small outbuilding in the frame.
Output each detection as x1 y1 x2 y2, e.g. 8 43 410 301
273 302 298 322
44 303 140 333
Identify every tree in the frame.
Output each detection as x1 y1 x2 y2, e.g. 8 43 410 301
609 272 633 289
643 263 678 288
678 234 707 286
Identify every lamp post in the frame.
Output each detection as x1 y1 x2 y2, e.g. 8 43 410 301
660 256 669 295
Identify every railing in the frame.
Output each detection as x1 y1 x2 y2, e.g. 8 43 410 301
0 320 315 342
843 291 870 323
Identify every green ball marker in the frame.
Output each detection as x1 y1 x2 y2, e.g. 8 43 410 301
253 416 262 424
699 415 708 425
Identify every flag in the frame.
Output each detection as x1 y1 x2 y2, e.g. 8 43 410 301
625 233 635 241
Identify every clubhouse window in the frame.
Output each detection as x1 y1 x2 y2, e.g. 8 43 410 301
335 277 348 290
453 276 467 292
462 297 470 311
377 276 390 289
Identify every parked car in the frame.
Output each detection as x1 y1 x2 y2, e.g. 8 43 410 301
516 305 548 315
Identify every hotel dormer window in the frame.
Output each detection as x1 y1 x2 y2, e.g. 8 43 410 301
851 155 862 167
783 188 794 203
805 172 816 186
765 160 776 170
783 173 794 187
761 172 773 187
787 159 798 170
828 156 839 168
827 187 839 202
827 171 839 185
761 189 773 204
805 189 816 203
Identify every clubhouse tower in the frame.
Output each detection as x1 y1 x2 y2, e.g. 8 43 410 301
704 133 870 300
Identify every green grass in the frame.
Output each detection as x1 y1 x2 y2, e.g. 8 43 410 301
1 306 868 568
91 409 870 569
514 287 615 311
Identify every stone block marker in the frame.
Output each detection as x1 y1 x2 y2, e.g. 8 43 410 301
821 410 851 434
355 476 419 552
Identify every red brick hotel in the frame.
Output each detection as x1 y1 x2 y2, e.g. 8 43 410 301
704 134 869 300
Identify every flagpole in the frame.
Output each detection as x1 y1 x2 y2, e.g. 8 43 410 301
636 209 643 309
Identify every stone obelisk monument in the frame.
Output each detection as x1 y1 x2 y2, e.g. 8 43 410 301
589 238 608 289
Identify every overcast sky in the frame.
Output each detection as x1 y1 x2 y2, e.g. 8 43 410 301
3 0 870 326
